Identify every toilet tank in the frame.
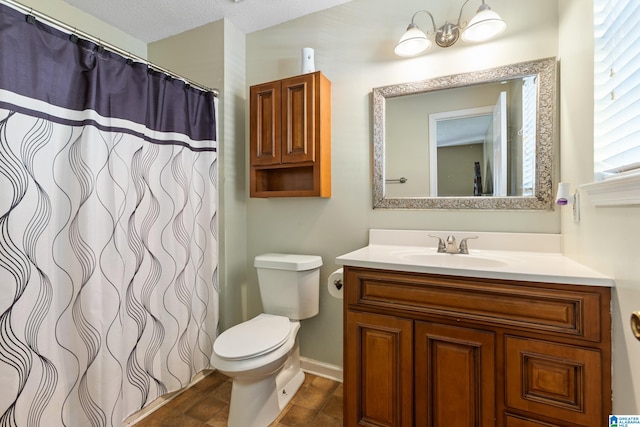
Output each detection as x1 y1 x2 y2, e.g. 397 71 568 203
254 253 322 320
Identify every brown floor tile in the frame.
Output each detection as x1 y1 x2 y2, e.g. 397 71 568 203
157 414 208 427
310 375 339 394
184 397 227 421
310 413 343 427
205 405 229 427
164 387 205 411
301 373 317 387
292 382 332 411
132 371 342 427
207 379 232 404
277 404 318 427
321 395 343 419
332 382 343 398
191 371 228 394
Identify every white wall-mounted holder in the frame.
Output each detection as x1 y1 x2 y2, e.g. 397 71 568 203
556 182 572 205
556 182 580 223
301 47 315 74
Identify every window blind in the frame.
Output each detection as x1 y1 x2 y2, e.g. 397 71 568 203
593 0 640 179
521 76 536 196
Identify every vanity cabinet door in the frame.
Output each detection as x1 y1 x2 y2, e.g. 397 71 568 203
505 336 603 426
415 322 496 427
345 311 413 427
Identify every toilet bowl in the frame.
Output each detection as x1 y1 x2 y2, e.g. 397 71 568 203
210 253 322 427
211 314 304 427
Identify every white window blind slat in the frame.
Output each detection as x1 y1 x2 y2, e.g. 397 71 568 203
594 0 640 178
521 76 536 196
595 85 640 127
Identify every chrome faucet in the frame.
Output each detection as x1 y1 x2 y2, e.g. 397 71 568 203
445 235 459 254
429 234 478 254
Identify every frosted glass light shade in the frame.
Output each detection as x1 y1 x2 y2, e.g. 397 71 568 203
394 25 431 57
461 6 506 43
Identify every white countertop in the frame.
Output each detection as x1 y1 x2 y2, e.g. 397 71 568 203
335 230 614 287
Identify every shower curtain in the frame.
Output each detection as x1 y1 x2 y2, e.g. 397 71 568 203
0 4 219 427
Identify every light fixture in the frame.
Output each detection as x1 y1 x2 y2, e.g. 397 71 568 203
394 0 506 57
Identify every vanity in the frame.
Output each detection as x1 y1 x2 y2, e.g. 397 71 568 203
337 230 613 427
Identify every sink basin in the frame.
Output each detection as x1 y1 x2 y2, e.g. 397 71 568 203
391 250 509 269
335 230 614 286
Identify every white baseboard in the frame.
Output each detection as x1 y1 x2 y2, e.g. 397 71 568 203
300 357 343 383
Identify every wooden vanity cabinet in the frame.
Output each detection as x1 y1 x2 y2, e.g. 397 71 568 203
343 266 612 427
249 71 331 197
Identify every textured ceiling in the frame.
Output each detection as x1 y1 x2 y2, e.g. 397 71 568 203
62 0 353 43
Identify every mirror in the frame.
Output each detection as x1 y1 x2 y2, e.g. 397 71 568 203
373 57 557 209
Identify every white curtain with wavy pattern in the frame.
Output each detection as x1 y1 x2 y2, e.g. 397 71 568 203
0 4 219 427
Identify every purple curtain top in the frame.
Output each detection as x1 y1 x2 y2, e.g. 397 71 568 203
0 3 217 151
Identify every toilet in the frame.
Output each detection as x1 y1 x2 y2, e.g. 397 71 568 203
210 253 322 427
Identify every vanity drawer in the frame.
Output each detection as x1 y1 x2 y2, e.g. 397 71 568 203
505 414 564 427
345 267 605 341
505 336 602 426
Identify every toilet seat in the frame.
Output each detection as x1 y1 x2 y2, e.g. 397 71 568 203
213 314 291 360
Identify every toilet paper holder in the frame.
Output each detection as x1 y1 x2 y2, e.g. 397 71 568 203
328 268 344 299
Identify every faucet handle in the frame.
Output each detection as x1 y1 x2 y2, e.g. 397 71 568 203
429 234 446 253
458 236 478 254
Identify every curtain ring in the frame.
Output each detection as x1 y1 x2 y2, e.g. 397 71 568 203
69 28 79 44
26 9 36 24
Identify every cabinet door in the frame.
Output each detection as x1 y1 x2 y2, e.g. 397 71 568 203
345 311 413 427
505 336 603 426
281 73 315 164
250 80 281 166
415 322 496 427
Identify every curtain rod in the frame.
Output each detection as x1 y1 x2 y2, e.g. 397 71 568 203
0 0 219 97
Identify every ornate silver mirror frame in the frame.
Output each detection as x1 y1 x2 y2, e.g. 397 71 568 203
372 57 557 210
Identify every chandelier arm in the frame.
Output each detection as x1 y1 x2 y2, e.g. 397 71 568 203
456 0 474 28
411 9 437 34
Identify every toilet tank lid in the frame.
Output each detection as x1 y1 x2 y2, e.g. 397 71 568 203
254 253 322 271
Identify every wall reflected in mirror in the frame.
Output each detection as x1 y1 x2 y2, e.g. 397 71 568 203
385 76 537 198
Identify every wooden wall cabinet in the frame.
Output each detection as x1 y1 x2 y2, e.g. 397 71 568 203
343 266 612 427
249 71 331 197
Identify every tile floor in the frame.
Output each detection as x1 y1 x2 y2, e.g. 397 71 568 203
131 370 343 427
